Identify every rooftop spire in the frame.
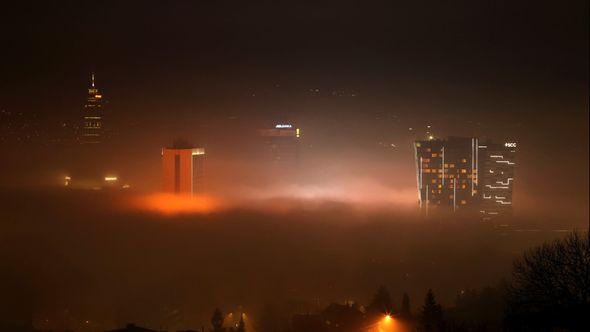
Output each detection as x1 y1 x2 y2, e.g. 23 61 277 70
91 73 95 87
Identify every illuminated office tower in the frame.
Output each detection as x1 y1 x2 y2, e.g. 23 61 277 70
478 141 516 220
81 74 105 144
414 136 516 219
414 136 480 214
162 142 205 195
258 123 301 163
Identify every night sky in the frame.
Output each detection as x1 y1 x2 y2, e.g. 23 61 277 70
1 1 587 118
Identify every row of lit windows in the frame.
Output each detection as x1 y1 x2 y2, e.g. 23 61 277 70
424 173 473 180
84 122 102 128
422 163 477 170
429 179 470 188
422 153 469 163
422 168 471 174
424 194 469 205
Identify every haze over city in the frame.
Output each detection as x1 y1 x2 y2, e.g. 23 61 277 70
1 1 588 332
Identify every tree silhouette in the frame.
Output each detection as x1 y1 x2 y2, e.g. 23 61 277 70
211 308 225 332
400 292 411 318
367 285 394 314
506 231 590 331
420 289 443 332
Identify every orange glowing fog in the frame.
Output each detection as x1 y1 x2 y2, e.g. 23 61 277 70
132 193 223 215
128 181 417 216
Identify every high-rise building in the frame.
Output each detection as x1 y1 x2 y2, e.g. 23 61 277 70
258 123 301 163
414 136 516 218
414 137 480 214
81 74 104 144
478 141 517 220
162 142 205 195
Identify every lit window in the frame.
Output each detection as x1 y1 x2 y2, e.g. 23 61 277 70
431 179 437 184
461 200 467 205
432 153 438 157
461 169 467 173
461 158 467 163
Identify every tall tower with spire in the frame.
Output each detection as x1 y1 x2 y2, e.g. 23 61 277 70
81 74 105 144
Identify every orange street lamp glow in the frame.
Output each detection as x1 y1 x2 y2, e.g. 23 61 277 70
377 314 397 332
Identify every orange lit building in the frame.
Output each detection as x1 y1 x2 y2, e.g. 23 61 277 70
414 136 479 215
162 144 205 195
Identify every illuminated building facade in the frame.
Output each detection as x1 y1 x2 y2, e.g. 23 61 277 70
258 123 301 163
414 137 480 214
162 143 205 195
478 141 517 220
414 136 516 219
81 74 104 144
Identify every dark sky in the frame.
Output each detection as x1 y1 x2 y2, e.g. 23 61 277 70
1 0 587 117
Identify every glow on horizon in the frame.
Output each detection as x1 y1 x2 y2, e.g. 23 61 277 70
132 193 221 215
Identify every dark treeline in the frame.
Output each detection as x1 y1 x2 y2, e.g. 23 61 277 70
1 230 588 332
205 231 589 332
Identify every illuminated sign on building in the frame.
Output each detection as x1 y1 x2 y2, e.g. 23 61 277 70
275 124 293 128
504 142 517 148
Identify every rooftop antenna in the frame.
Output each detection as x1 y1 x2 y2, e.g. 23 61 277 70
91 73 95 88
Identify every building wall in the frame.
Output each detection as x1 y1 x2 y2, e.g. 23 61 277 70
414 137 516 219
415 137 479 213
81 81 104 144
162 148 194 194
479 142 516 219
192 148 205 194
258 126 300 163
